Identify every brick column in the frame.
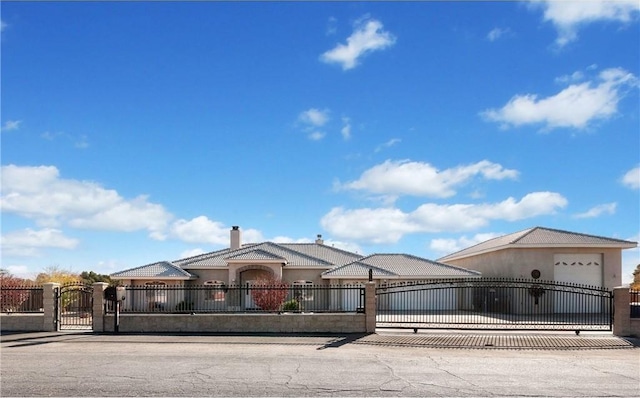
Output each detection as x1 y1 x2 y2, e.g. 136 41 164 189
92 283 109 333
613 286 631 337
365 282 377 334
42 283 60 332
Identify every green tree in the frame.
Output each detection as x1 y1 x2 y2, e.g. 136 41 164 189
80 271 112 285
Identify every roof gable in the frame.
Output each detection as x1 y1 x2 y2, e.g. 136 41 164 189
323 253 480 279
111 261 195 280
438 226 638 262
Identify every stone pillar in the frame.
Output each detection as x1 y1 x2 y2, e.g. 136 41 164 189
365 282 376 334
613 286 631 337
42 283 60 332
92 283 109 333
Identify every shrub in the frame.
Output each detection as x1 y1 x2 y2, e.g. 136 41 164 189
281 299 300 312
250 277 289 311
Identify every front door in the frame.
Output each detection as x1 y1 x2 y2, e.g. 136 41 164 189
244 280 258 309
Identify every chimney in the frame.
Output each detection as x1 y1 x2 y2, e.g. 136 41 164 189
315 234 324 245
230 226 241 250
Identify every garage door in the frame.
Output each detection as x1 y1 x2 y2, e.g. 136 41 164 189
553 254 603 313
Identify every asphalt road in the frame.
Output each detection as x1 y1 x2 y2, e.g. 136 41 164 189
1 332 639 397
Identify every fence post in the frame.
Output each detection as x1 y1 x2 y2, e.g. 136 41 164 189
612 286 631 337
92 282 108 333
42 283 60 332
365 282 376 334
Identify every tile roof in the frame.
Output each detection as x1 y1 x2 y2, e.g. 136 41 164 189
225 249 287 261
111 261 196 280
322 253 480 279
438 226 638 262
174 242 360 268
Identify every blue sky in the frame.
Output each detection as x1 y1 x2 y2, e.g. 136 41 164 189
1 1 639 282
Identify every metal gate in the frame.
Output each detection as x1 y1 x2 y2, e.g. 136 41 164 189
56 283 93 330
376 278 613 332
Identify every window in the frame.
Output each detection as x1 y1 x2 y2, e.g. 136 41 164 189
145 281 167 309
204 280 226 301
293 280 314 302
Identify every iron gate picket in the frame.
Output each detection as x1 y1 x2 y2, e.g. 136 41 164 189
376 278 613 332
56 283 93 330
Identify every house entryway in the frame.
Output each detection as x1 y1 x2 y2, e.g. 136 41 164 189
56 283 93 330
376 278 613 332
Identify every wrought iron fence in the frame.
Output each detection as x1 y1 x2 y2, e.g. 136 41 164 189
376 278 613 331
0 285 44 313
108 284 364 314
631 289 640 319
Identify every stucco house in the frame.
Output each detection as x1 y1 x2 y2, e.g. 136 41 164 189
112 226 480 286
437 226 637 290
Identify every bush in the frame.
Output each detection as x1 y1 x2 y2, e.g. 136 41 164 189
175 301 194 312
250 277 289 311
281 299 299 312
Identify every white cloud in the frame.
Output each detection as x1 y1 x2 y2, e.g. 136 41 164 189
482 67 638 130
180 248 207 259
298 108 330 140
573 202 617 219
0 164 173 238
1 120 21 132
321 192 567 244
554 70 585 84
430 232 503 255
337 159 519 199
326 17 338 36
341 117 351 140
1 228 79 257
320 17 396 70
487 27 510 41
308 131 326 141
298 108 330 127
170 216 230 245
530 0 640 47
374 138 401 153
621 166 640 189
170 217 264 246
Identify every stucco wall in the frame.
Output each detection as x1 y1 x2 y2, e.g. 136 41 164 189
0 314 45 332
443 248 621 289
103 313 366 334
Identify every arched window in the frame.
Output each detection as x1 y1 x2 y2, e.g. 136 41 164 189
204 280 226 301
145 281 167 308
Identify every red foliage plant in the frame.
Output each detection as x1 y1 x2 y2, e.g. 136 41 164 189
0 272 35 312
250 276 290 311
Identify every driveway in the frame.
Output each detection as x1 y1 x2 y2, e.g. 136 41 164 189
1 331 638 397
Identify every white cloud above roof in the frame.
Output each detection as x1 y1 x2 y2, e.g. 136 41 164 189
337 159 519 199
573 202 617 219
430 232 503 255
530 0 640 47
321 191 567 244
482 67 638 130
621 166 640 189
0 164 173 239
1 228 79 257
320 17 396 70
